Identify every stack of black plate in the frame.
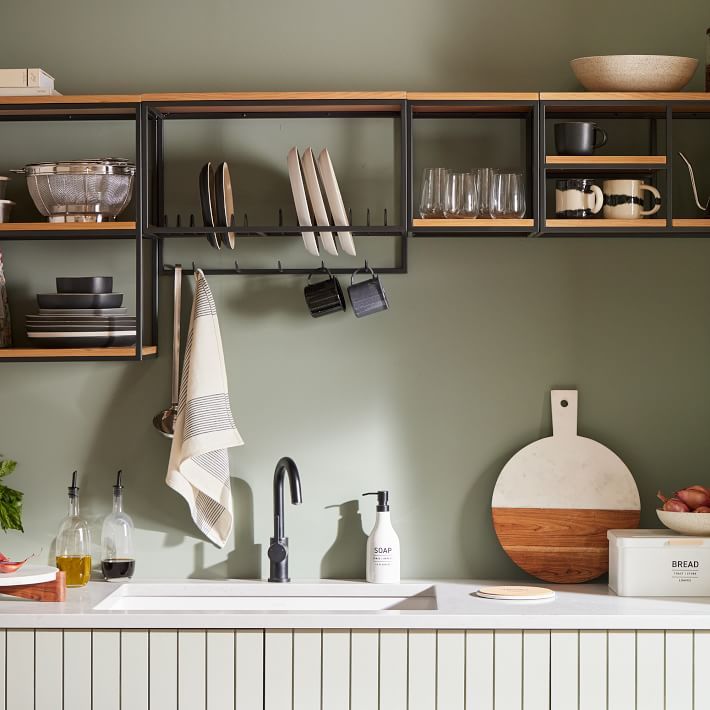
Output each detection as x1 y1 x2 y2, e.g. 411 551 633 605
27 277 136 348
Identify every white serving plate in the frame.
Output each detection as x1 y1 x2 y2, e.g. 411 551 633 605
0 564 58 587
316 148 356 256
287 146 319 256
300 147 338 256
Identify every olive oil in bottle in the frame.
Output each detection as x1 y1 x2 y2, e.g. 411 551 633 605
101 470 136 582
55 471 92 587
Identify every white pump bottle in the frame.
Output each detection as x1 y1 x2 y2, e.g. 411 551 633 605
364 491 400 584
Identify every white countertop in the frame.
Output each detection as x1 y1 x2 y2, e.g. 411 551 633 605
0 579 709 629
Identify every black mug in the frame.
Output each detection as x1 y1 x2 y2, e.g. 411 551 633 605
554 122 608 156
304 266 346 318
348 264 389 318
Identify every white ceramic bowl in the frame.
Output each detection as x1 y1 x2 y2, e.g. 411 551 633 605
657 509 710 536
570 55 698 92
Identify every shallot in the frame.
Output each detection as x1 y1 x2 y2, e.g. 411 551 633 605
658 486 710 512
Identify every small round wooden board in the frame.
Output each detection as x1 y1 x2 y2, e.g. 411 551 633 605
476 585 555 600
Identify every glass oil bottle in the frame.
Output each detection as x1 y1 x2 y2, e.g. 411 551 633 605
101 470 135 581
56 471 92 587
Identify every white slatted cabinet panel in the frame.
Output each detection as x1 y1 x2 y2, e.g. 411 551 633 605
437 630 465 710
665 630 693 710
179 630 206 710
408 630 436 710
149 630 178 710
607 630 635 710
293 629 321 710
264 630 292 710
695 630 710 709
579 630 606 710
36 629 63 710
207 630 235 710
321 630 350 710
91 630 120 710
0 630 6 710
64 629 92 710
466 630 494 710
495 630 523 710
522 630 550 710
636 630 664 710
379 629 408 710
350 629 379 710
121 629 149 710
235 630 264 710
551 630 579 710
6 629 33 710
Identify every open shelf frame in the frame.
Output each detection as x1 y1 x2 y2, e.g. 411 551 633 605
0 96 158 362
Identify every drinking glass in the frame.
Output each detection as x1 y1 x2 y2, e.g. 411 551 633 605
489 171 526 219
443 171 465 218
460 171 479 218
475 168 493 217
419 168 447 218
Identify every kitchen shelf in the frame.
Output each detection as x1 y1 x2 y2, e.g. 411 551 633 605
545 219 666 229
411 219 534 236
0 346 157 362
546 155 666 166
0 222 137 239
672 219 710 228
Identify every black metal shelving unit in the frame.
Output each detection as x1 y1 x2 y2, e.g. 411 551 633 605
0 96 158 362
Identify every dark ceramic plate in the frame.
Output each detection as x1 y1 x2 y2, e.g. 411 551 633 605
56 277 114 294
26 333 136 348
36 293 124 309
199 162 220 250
27 325 136 332
38 307 127 316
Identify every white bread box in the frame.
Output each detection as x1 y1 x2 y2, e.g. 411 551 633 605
608 529 710 596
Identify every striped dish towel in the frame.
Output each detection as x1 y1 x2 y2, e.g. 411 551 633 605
167 269 244 547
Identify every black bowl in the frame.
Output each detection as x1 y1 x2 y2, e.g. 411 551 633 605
37 293 123 309
56 277 114 294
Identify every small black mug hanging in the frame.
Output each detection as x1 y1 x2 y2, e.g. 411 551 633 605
304 265 346 318
348 263 389 318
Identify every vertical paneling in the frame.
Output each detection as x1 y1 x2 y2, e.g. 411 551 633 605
293 629 321 710
91 630 120 710
695 631 710 709
264 630 292 710
179 630 206 710
6 630 33 710
551 630 579 710
579 630 606 710
64 629 92 710
0 630 6 710
235 630 264 710
437 630 465 710
636 630 664 710
408 630 436 710
495 630 523 710
665 630 693 710
36 629 63 710
466 630 493 710
607 630 635 710
522 630 550 710
321 630 349 710
121 630 148 710
350 629 379 710
149 630 178 710
207 630 235 710
379 629 408 710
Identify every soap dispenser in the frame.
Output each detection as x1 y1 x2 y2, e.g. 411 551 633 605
101 470 136 582
55 471 92 587
363 491 400 583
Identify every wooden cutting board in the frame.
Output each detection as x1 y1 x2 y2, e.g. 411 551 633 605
492 390 640 583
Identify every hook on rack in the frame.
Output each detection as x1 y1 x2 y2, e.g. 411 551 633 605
234 259 241 274
278 208 284 227
366 208 371 227
192 261 198 274
384 208 388 226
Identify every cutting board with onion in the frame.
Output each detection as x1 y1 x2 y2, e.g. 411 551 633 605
492 390 640 583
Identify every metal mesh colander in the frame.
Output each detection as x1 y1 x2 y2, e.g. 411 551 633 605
17 159 136 222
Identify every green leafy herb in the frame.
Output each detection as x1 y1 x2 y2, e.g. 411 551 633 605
0 457 23 533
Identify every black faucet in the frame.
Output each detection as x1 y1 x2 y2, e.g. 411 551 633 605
267 457 303 583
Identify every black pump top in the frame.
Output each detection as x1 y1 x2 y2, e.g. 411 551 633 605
68 470 79 498
363 490 389 512
114 469 124 493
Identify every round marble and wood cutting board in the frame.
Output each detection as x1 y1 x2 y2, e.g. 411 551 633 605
491 390 640 583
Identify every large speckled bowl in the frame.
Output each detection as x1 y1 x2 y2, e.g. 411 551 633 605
571 55 698 91
657 509 710 536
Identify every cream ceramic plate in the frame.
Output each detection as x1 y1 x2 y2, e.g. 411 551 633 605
316 148 356 256
0 564 58 586
287 147 319 256
301 148 338 256
476 585 555 601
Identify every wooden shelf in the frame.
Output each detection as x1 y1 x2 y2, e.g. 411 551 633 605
672 219 710 228
546 155 666 165
413 218 534 228
542 92 710 102
0 345 157 360
545 219 666 229
0 222 135 232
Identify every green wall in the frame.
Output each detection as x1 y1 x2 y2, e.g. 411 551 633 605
0 0 709 581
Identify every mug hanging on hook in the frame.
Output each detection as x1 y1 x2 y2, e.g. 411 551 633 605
348 261 389 318
304 263 346 318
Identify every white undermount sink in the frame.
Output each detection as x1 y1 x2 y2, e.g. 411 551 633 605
94 582 437 612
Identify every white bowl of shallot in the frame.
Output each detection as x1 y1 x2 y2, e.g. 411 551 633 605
657 485 710 535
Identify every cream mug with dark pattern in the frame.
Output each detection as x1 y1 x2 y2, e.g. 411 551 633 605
602 179 661 219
